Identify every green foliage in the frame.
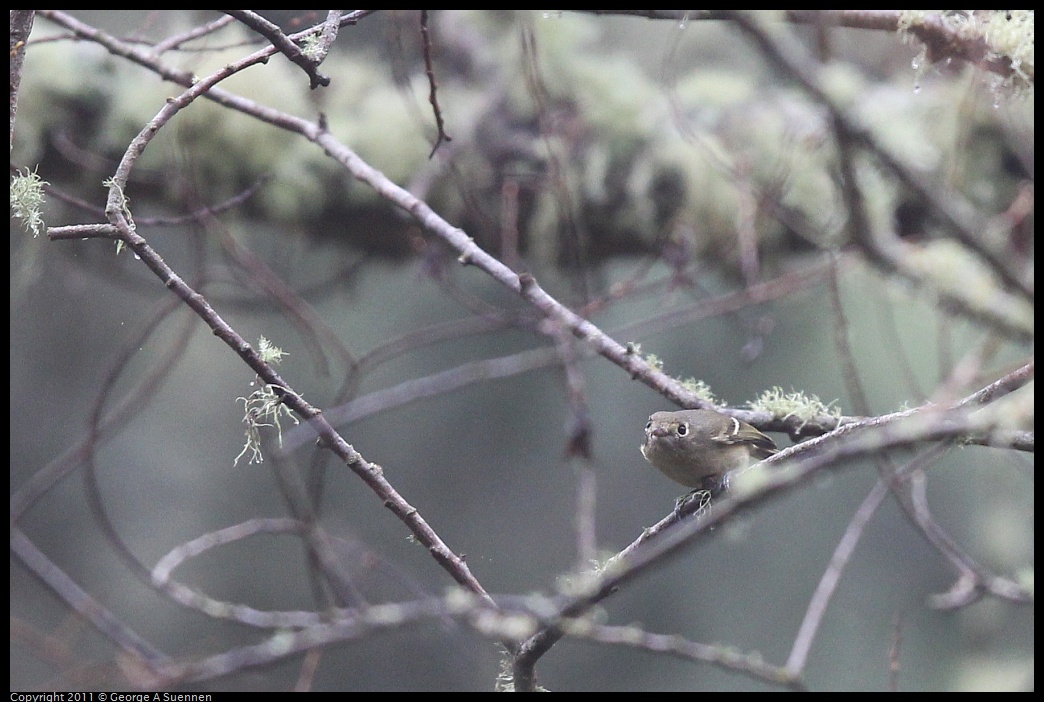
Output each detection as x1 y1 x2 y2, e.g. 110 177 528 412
904 240 1034 335
15 12 1030 268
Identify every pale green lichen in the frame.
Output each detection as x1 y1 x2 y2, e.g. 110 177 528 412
234 338 298 466
298 33 323 62
10 167 48 237
102 176 135 255
679 377 717 405
981 11 1034 80
897 10 1034 93
257 335 289 364
643 353 664 372
750 387 841 427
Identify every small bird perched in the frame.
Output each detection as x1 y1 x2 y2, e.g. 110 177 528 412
641 409 778 498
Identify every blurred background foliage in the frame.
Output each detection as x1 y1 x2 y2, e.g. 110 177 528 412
10 10 1033 691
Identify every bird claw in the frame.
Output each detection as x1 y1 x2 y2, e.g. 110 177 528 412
674 488 713 516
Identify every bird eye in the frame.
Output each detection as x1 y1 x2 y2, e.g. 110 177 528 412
645 420 652 430
677 423 688 436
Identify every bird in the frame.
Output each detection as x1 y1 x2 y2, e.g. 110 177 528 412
641 408 778 498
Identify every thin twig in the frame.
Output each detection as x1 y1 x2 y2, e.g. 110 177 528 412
420 10 452 157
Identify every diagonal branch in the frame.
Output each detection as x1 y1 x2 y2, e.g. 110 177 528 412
222 10 331 88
